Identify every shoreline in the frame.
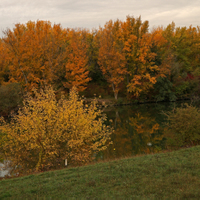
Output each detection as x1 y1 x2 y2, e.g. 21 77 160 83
84 97 191 107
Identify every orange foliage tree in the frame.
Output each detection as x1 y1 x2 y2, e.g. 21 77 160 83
98 20 127 99
121 16 159 97
2 21 67 90
0 39 9 84
1 17 199 100
150 27 171 76
63 29 91 92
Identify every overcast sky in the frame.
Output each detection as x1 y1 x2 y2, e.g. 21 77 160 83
0 0 200 37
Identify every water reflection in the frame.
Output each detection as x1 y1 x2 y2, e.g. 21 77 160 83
98 102 185 161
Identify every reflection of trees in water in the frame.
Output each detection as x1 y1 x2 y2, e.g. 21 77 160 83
129 113 163 154
101 108 165 160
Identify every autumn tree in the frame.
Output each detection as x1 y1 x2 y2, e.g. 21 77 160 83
148 26 176 101
2 21 67 90
121 16 158 97
0 86 113 174
63 29 91 92
0 39 9 84
98 20 127 100
1 18 199 100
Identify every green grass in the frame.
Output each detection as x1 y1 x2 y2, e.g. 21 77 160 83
1 146 200 199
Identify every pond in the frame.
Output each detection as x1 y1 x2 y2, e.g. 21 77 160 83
96 101 189 161
0 101 189 177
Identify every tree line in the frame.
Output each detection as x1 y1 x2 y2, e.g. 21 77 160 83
0 16 200 102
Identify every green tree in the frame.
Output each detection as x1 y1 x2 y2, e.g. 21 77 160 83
161 23 200 98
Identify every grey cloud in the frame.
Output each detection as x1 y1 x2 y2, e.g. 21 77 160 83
0 0 200 37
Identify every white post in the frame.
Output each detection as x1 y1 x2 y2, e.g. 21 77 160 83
65 159 68 166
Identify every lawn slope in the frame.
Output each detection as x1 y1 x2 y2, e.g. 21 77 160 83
1 146 200 199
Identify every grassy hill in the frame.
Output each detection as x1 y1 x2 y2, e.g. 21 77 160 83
1 146 200 199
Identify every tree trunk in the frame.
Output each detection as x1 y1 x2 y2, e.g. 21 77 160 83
114 92 118 100
112 83 118 100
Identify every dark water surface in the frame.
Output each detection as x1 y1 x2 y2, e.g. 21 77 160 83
97 101 189 161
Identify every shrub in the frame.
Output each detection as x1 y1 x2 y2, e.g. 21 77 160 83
0 86 113 174
164 103 200 148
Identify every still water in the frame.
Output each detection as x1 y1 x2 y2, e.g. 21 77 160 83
97 101 188 161
0 101 189 177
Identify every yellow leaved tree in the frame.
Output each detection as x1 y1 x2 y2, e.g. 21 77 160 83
0 86 113 174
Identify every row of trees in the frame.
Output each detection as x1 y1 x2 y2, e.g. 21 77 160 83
0 16 200 101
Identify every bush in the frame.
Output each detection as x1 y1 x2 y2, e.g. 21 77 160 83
164 103 200 148
0 86 113 174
